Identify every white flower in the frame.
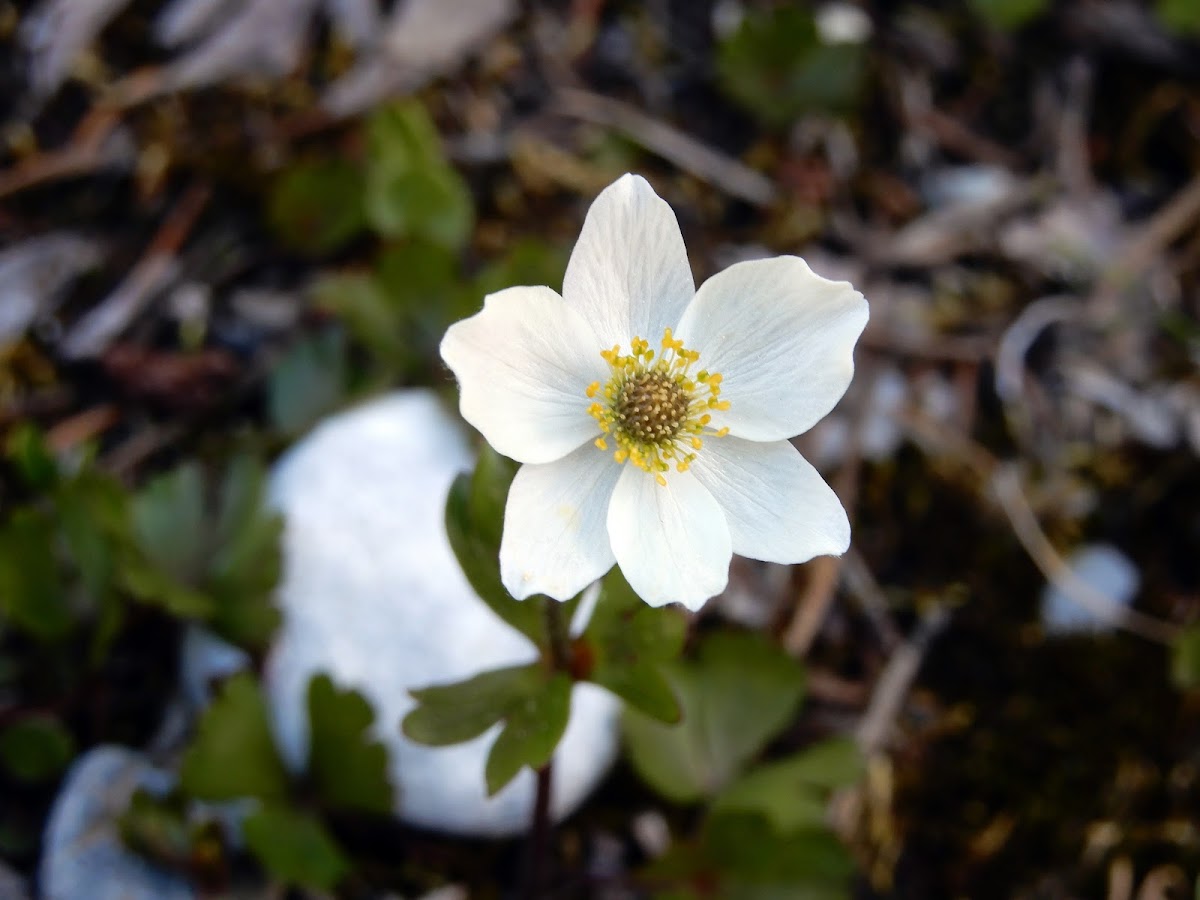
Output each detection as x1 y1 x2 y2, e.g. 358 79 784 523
440 174 868 610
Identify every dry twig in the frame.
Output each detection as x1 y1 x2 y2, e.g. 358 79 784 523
553 88 776 208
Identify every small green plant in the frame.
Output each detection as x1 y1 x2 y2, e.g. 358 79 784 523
716 6 866 127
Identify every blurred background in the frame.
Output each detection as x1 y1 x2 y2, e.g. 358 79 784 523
1 0 1200 897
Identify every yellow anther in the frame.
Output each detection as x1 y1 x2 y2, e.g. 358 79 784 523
715 426 730 437
586 326 730 485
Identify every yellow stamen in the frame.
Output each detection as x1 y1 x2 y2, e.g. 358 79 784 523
584 326 730 486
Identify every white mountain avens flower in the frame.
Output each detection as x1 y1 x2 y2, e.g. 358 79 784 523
440 174 868 610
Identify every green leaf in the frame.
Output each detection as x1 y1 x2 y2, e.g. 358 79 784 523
313 272 408 364
56 470 128 600
0 510 72 639
180 673 290 802
367 167 474 250
403 663 545 746
647 813 854 899
307 674 393 815
1172 625 1200 689
403 662 573 796
244 805 350 891
714 738 863 833
125 456 282 641
374 240 466 337
968 0 1048 29
126 462 215 618
267 158 367 257
444 446 547 646
484 672 572 796
716 7 865 126
367 101 448 174
623 632 806 802
132 463 207 584
118 789 195 869
584 569 687 722
0 716 75 782
268 329 347 436
1158 0 1200 33
364 100 474 249
207 456 282 649
703 813 855 888
121 560 214 619
5 423 58 490
472 238 568 300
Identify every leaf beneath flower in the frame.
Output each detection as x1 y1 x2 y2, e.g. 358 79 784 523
622 631 806 802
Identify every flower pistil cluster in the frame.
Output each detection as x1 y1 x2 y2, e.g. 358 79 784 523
586 328 729 485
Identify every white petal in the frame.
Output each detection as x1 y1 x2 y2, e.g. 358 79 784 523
500 444 622 601
562 174 695 351
690 437 850 563
606 468 731 611
440 286 607 464
675 256 868 441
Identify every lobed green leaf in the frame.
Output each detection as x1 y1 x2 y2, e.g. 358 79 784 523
180 673 290 802
307 674 393 815
622 632 806 802
244 805 350 891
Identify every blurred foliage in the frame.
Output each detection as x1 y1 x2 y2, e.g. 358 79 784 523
364 102 474 249
0 427 125 646
716 6 866 126
127 456 281 649
621 633 859 898
267 327 349 436
0 716 75 784
1171 624 1200 689
1156 0 1200 34
176 670 391 890
648 812 856 900
180 673 289 802
314 236 567 384
968 0 1048 30
581 569 687 723
306 673 392 815
267 159 368 257
712 737 863 832
623 631 806 803
267 101 470 256
243 806 350 891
